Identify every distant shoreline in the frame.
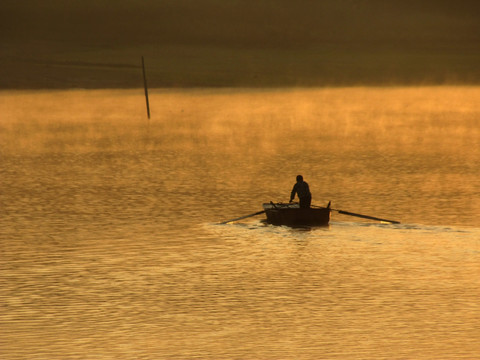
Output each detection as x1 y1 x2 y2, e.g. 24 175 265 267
1 41 479 90
2 1 479 89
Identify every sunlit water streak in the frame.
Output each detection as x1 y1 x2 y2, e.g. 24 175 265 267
1 87 479 359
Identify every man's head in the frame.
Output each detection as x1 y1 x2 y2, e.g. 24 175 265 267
296 175 303 182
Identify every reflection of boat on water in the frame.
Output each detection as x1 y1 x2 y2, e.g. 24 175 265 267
262 202 331 227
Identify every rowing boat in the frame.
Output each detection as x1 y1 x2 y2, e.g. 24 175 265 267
262 202 331 226
220 202 399 226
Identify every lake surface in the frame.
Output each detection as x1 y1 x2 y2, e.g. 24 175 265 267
1 87 479 359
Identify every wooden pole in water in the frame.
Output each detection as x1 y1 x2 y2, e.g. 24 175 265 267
141 56 150 119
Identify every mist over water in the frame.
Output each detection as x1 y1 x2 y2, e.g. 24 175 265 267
1 87 479 359
2 87 478 226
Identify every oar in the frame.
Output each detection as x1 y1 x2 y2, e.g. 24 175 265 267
312 204 400 224
219 210 266 224
334 209 400 224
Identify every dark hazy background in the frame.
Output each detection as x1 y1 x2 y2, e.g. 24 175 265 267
1 0 479 88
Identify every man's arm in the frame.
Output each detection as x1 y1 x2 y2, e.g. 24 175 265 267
290 184 297 202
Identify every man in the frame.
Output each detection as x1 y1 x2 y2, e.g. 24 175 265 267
289 175 312 208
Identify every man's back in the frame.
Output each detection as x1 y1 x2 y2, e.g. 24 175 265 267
293 181 310 198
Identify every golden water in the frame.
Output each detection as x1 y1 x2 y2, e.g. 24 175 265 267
1 87 479 359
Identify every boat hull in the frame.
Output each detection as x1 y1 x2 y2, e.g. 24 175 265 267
262 203 330 226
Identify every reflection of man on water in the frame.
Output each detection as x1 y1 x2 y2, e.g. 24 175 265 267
289 175 312 208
